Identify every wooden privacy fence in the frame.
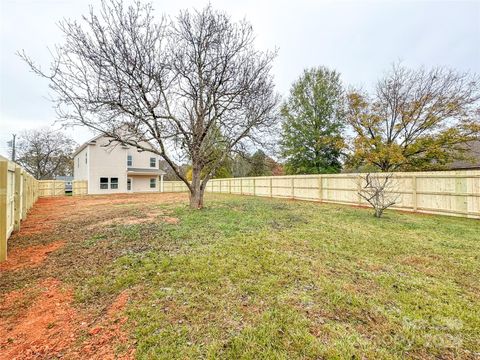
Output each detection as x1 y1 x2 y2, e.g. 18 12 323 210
163 170 480 219
39 180 65 196
0 156 39 261
72 180 88 195
38 180 88 196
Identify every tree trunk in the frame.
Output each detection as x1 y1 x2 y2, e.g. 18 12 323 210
189 166 205 209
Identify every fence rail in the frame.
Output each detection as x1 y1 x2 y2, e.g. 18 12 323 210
0 156 39 261
163 170 480 219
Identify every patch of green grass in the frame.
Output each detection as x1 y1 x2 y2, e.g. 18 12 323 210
74 194 480 359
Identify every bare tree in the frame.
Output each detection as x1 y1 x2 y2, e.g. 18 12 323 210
358 173 399 218
19 1 279 208
16 128 77 179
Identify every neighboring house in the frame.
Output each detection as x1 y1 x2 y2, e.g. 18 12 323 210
55 175 74 193
447 140 480 170
73 135 165 194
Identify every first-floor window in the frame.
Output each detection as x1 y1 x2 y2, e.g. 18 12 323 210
100 177 109 189
110 177 118 189
150 178 156 188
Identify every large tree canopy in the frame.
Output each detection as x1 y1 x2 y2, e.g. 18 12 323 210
346 64 480 171
16 128 76 179
21 0 279 208
280 67 345 174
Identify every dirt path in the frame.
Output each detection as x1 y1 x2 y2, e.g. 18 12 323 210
0 193 188 359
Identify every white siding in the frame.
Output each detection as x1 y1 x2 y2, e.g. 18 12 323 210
73 147 89 181
129 176 159 192
88 138 128 194
127 145 160 169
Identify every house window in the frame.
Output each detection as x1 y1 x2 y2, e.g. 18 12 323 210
77 158 79 168
150 178 156 188
127 155 133 167
150 157 156 168
85 153 88 164
110 177 118 189
100 177 109 189
127 178 132 191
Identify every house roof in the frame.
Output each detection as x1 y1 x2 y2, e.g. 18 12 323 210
72 134 104 157
448 140 480 170
72 133 160 158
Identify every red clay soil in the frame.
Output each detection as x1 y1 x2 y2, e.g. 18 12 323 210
0 280 134 360
17 197 77 236
0 278 77 360
0 241 65 272
74 291 135 360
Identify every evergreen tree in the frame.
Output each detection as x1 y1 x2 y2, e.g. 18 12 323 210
281 67 345 174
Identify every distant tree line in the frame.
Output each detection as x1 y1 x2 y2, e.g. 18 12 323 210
16 63 479 183
167 62 480 179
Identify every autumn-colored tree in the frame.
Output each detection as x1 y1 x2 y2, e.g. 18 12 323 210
346 64 480 171
281 67 346 174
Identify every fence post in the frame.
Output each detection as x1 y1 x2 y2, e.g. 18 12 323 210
14 166 21 232
357 174 362 205
269 177 272 197
318 175 322 202
0 159 8 261
253 178 256 196
229 179 232 194
22 174 27 219
291 177 295 199
412 175 417 212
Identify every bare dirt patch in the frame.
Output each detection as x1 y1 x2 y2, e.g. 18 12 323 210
0 278 77 359
0 241 65 272
0 279 134 360
74 291 135 360
88 208 180 228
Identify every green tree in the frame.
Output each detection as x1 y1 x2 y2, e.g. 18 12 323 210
248 150 272 177
346 64 480 171
281 67 345 175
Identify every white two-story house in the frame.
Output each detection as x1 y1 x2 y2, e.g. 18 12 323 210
73 134 165 194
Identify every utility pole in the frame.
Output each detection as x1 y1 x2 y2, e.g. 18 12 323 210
7 134 16 161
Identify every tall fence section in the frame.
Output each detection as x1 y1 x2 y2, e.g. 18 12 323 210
0 157 89 262
37 180 88 197
0 156 39 261
164 170 480 219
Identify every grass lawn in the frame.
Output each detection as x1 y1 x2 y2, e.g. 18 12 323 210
1 193 479 359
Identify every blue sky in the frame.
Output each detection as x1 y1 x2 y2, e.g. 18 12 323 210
1 0 479 157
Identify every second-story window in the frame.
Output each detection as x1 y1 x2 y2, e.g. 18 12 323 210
85 153 87 164
127 155 132 167
150 157 156 168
